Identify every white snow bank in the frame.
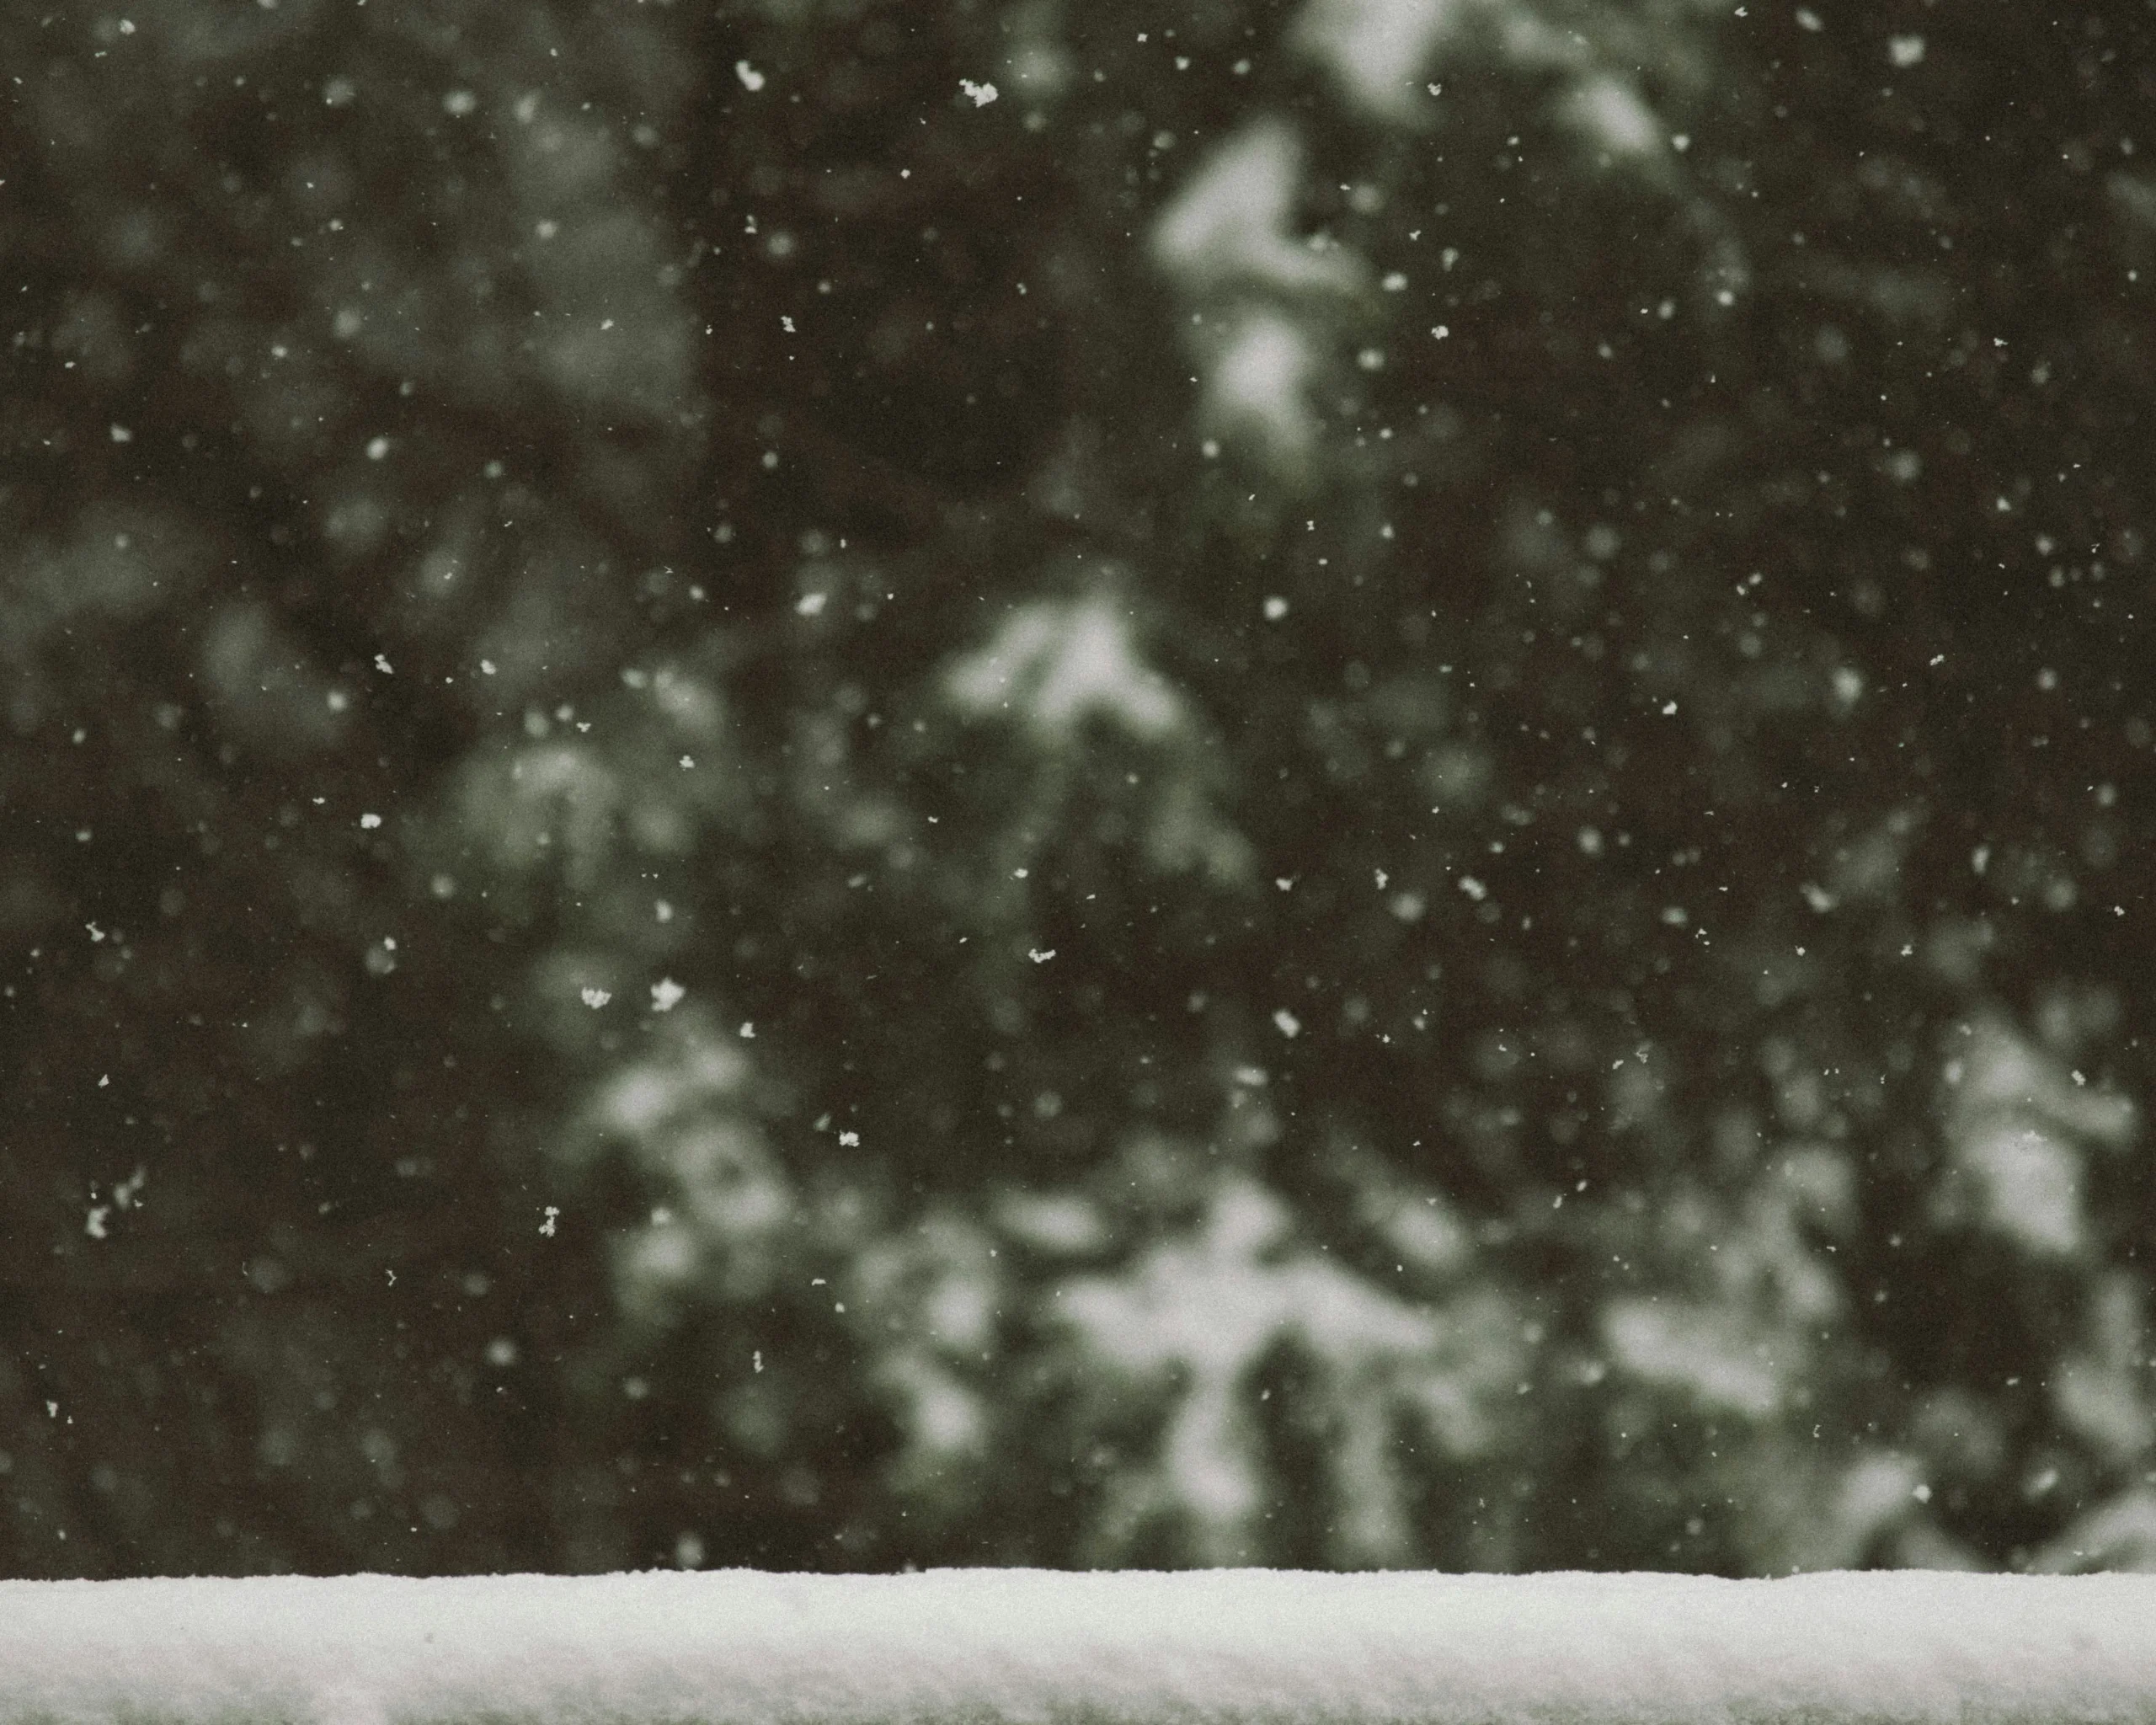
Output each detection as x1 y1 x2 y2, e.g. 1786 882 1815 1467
0 1567 2152 1725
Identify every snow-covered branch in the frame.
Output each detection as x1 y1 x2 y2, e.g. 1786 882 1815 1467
2 1568 2151 1724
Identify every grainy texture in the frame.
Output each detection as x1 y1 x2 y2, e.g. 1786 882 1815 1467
1 1569 2153 1724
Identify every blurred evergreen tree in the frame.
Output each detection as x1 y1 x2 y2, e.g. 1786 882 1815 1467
3 0 2153 1578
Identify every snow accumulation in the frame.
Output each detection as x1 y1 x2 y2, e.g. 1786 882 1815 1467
1 1568 2153 1725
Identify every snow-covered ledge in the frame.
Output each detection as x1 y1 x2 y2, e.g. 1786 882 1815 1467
2 1568 2152 1724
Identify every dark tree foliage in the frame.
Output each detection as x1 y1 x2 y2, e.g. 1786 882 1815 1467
3 0 2153 1578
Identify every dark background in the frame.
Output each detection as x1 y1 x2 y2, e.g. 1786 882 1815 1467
4 0 2155 1577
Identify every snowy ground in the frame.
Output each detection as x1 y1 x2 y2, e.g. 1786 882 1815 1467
1 1567 2151 1724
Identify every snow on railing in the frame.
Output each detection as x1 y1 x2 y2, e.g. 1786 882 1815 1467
1 1567 2152 1724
